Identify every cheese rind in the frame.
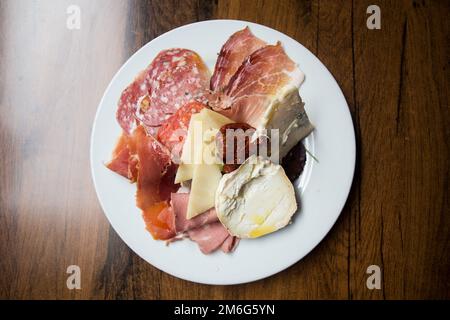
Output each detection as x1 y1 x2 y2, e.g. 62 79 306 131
215 155 297 238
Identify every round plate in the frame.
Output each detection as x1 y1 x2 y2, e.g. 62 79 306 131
90 20 355 285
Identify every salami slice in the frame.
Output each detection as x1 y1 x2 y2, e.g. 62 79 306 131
157 101 205 159
117 49 210 135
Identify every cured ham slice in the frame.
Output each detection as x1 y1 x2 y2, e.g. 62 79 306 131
211 43 313 158
210 27 266 92
106 133 140 181
213 43 304 123
132 126 178 240
171 193 218 233
187 222 231 254
117 49 210 135
106 134 131 179
157 101 205 160
142 202 175 240
106 126 178 239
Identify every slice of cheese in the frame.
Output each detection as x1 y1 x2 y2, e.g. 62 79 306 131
176 108 234 219
186 163 222 219
263 89 314 159
174 162 194 183
215 155 297 238
174 113 198 183
175 109 233 183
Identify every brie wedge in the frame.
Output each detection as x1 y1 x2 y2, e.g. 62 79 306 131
264 89 314 159
215 155 297 238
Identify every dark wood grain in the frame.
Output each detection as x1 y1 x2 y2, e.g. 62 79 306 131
0 0 448 299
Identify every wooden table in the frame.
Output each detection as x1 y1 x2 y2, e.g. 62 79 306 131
0 0 448 300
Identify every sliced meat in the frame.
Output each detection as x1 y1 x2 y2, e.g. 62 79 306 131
120 132 139 182
187 222 230 254
116 70 148 135
132 125 178 240
106 133 131 179
171 193 218 233
157 101 205 160
210 27 266 92
169 194 237 254
106 133 139 181
117 49 210 135
221 235 240 253
106 126 178 239
212 43 304 127
142 202 175 240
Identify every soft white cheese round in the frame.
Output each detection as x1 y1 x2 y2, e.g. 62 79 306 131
215 155 297 238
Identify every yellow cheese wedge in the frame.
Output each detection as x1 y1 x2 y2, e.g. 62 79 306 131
186 163 223 219
175 109 233 183
175 108 234 219
174 114 198 183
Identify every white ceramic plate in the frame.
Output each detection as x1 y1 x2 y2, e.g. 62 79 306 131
90 20 355 285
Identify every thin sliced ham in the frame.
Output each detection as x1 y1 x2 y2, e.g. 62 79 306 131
106 127 180 240
211 43 304 127
187 222 231 254
210 27 266 92
142 202 175 240
117 49 210 135
221 235 240 253
106 133 139 181
131 126 178 240
171 193 218 233
170 193 239 254
106 134 131 179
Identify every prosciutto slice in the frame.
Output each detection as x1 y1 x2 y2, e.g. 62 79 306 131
106 125 178 240
211 42 304 126
210 27 266 92
210 42 313 158
106 134 131 179
106 133 140 181
133 126 178 239
117 49 210 135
